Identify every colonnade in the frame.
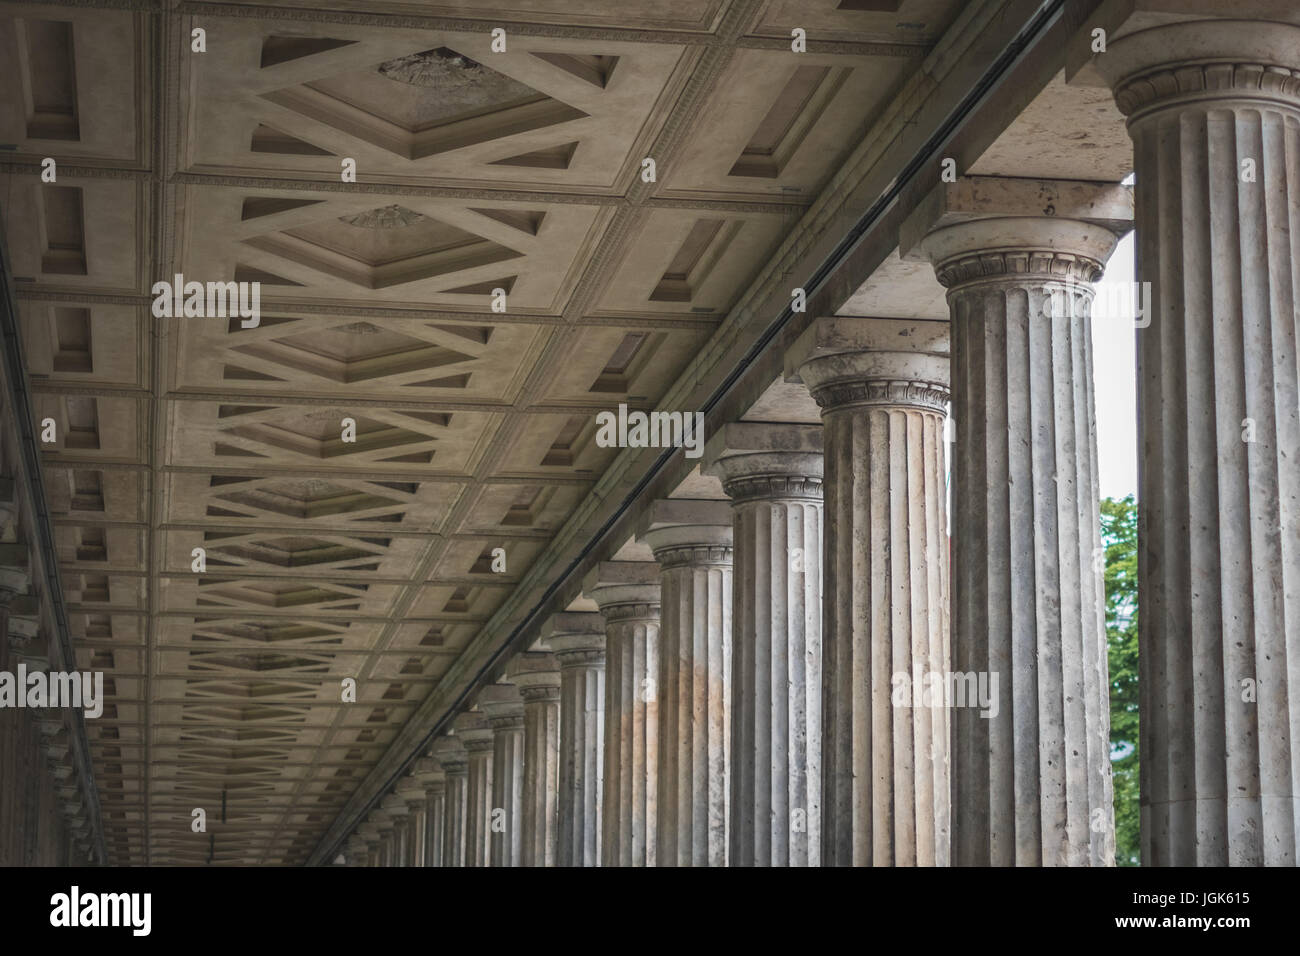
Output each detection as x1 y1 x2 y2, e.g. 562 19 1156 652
343 15 1300 867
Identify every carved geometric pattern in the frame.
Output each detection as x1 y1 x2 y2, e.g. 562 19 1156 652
3 2 954 865
243 207 524 290
263 46 590 161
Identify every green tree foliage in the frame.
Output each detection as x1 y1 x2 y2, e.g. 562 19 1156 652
1101 495 1139 865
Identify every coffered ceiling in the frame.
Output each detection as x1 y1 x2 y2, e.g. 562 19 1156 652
0 0 968 864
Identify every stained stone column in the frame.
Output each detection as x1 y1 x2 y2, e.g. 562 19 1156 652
507 651 563 867
0 563 30 864
372 808 396 867
397 777 427 866
703 422 825 867
905 188 1127 866
1084 15 1300 867
456 711 495 867
543 612 606 867
357 823 381 867
413 756 446 867
638 500 733 867
345 836 369 867
787 319 951 867
432 736 468 867
586 562 661 867
479 683 526 867
381 793 410 867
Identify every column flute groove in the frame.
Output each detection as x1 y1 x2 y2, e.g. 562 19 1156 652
705 423 825 866
913 214 1120 867
791 321 952 867
1089 16 1300 866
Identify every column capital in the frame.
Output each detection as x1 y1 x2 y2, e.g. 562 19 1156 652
381 793 410 817
897 177 1131 298
0 542 31 602
787 317 950 413
583 561 660 617
898 176 1133 261
1066 6 1300 104
431 735 468 774
918 218 1122 290
454 710 496 753
412 755 447 789
395 776 426 810
702 421 823 502
505 651 562 701
6 604 39 649
636 499 733 565
541 612 606 665
477 682 525 729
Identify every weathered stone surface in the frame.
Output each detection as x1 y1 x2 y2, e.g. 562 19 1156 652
507 651 563 867
705 423 825 867
914 214 1119 867
585 562 661 867
790 318 952 867
639 500 733 867
544 613 607 867
1089 16 1300 867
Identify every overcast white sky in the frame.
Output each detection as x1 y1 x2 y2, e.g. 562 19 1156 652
1092 231 1139 501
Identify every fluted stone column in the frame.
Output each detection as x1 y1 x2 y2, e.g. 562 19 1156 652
397 777 427 866
904 183 1128 866
1082 14 1300 866
345 836 369 867
432 736 468 867
357 822 381 867
703 422 825 866
456 711 495 867
381 793 410 867
0 565 29 863
508 651 563 867
544 612 606 867
413 756 445 867
372 808 396 867
638 500 733 867
586 562 661 867
787 319 951 867
479 683 526 867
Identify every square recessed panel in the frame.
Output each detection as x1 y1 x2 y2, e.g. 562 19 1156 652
749 0 966 43
225 0 726 32
593 208 787 316
183 20 687 190
0 8 144 162
180 186 602 311
166 472 462 534
164 401 503 476
18 301 144 387
3 177 144 293
173 311 546 404
659 48 915 201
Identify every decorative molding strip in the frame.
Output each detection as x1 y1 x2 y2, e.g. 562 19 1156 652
1115 62 1300 117
810 380 950 414
934 250 1104 288
599 600 661 623
651 544 733 569
722 474 823 504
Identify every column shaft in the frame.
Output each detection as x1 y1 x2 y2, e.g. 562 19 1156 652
548 617 606 867
1094 19 1300 866
704 426 826 867
510 653 563 867
658 551 731 866
587 565 662 867
922 222 1116 866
